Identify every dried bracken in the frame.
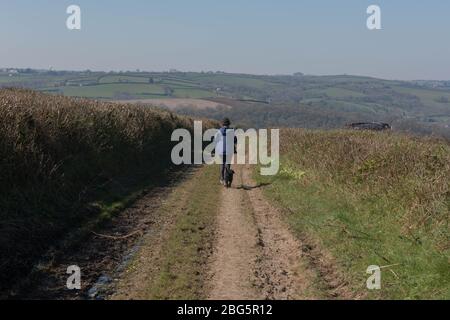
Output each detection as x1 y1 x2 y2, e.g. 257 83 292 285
0 88 217 292
281 128 450 250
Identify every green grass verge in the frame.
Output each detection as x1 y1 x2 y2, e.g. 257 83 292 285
147 165 221 299
255 130 450 300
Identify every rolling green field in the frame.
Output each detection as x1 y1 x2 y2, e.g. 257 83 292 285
0 71 222 100
98 75 151 84
57 83 167 98
392 86 450 112
1 70 449 136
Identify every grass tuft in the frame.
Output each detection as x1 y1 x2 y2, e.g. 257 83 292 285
256 129 450 299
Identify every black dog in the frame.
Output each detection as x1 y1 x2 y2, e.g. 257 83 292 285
224 167 235 188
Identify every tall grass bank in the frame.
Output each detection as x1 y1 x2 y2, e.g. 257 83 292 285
257 129 450 299
0 88 215 292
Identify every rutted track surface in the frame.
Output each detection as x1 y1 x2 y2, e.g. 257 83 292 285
11 164 347 300
10 168 197 300
207 165 315 300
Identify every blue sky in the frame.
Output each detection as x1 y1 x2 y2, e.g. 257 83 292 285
1 0 449 80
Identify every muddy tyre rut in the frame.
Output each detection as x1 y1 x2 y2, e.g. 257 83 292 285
207 164 315 300
13 164 327 300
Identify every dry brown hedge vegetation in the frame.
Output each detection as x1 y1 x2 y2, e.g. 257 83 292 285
270 129 450 299
281 129 450 241
0 88 216 292
264 129 450 298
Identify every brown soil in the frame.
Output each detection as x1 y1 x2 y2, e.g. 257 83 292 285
206 166 261 299
10 168 197 300
207 165 316 300
111 167 208 300
12 164 350 300
113 98 230 110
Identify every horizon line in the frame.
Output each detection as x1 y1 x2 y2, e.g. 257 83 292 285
1 66 449 83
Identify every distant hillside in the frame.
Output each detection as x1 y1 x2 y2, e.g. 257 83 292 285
1 69 449 137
